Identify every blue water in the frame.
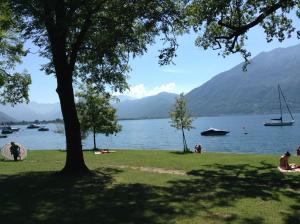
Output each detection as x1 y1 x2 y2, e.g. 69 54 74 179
1 113 300 155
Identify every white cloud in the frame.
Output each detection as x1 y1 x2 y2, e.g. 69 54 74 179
124 82 177 98
161 68 188 74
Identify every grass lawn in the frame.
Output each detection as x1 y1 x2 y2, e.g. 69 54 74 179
1 150 300 224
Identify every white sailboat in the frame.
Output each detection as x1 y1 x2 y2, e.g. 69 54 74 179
264 84 295 126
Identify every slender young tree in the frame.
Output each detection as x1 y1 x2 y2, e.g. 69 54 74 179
170 93 193 152
7 0 182 174
76 85 121 150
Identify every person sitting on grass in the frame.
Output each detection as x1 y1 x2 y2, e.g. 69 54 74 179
279 151 299 170
10 142 20 161
297 146 300 156
194 144 202 153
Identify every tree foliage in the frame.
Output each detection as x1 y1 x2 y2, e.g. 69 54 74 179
186 0 300 69
5 0 183 173
0 1 31 104
76 85 121 150
170 93 193 152
10 0 182 91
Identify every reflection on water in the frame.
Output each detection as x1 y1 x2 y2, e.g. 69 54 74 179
1 113 300 155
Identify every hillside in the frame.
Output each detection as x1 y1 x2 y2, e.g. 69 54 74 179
114 92 177 119
185 44 300 116
0 111 16 122
0 102 61 121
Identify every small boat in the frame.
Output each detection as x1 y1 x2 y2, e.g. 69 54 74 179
5 126 20 132
38 127 49 131
264 85 295 126
1 129 13 134
0 125 19 132
201 128 230 136
0 134 7 138
27 124 40 129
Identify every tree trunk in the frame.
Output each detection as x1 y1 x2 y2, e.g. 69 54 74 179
181 127 188 152
93 127 96 150
57 71 89 174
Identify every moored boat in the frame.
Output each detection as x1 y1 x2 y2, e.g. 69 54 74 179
1 129 13 134
201 128 230 136
0 134 8 138
264 85 295 126
0 125 19 132
27 124 40 129
38 127 49 131
264 120 295 126
5 126 20 132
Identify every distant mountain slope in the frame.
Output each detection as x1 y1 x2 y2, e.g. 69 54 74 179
185 44 300 116
0 102 61 121
114 92 178 119
0 111 16 122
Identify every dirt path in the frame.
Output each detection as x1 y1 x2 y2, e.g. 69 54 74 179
105 164 187 176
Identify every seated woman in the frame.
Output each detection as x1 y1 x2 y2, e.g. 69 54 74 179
279 151 299 170
194 144 202 153
297 147 300 156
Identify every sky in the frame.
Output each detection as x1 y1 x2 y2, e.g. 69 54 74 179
16 13 300 103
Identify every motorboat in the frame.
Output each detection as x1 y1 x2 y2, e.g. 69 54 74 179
27 124 40 129
201 128 230 136
38 127 49 131
5 126 20 132
1 128 13 134
0 134 7 138
0 125 19 132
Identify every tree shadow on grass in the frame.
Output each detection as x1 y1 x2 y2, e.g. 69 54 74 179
166 161 300 223
0 167 195 224
1 162 300 224
170 151 193 155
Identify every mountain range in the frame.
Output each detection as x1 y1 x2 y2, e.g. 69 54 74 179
114 92 177 119
0 102 62 122
185 44 300 116
1 44 300 122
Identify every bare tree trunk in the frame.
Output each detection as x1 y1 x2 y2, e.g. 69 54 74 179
57 72 89 174
93 126 96 150
181 127 188 152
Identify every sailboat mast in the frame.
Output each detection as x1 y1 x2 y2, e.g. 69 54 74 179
279 85 294 120
278 84 283 121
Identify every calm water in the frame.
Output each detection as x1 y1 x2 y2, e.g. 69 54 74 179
1 113 300 155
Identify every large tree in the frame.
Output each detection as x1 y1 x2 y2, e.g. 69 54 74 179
8 0 182 174
76 85 121 150
186 0 300 67
0 1 31 105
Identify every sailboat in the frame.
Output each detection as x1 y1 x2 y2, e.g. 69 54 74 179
264 84 295 126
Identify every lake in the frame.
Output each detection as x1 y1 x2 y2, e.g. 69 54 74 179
1 113 300 155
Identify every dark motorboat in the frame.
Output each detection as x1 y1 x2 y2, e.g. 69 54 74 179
0 134 8 138
27 124 40 129
1 128 13 134
0 125 19 132
38 127 49 131
201 128 230 136
5 126 20 132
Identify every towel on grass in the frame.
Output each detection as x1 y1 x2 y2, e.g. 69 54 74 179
278 167 300 173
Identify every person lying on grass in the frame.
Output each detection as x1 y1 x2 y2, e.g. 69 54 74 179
279 151 300 170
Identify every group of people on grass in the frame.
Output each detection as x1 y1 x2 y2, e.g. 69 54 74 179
195 143 300 171
6 141 300 170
